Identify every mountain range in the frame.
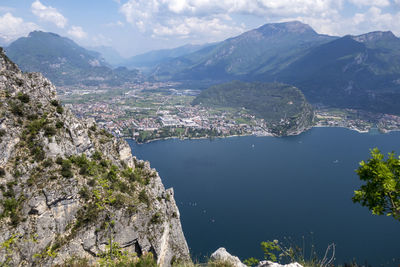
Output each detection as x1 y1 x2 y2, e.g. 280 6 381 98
150 21 400 114
4 31 141 86
3 21 400 114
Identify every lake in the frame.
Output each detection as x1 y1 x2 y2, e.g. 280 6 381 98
127 127 400 266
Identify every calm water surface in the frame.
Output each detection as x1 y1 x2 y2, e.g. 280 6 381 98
127 127 400 266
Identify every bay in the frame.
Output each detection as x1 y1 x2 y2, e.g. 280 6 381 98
127 127 400 266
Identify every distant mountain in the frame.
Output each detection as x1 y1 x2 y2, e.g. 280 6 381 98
87 45 125 66
192 81 314 135
152 21 336 81
122 43 214 72
274 31 400 114
5 31 140 86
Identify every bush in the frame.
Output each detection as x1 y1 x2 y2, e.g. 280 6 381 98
150 212 162 224
44 125 56 137
0 167 5 177
17 92 30 103
92 151 102 161
56 157 63 165
42 159 53 168
50 100 59 107
56 105 64 114
10 102 24 116
139 190 150 206
55 121 64 128
61 160 73 178
78 186 90 201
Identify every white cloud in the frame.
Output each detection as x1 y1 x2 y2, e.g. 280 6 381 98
0 12 39 43
31 0 67 28
67 26 87 39
152 17 244 39
119 0 400 41
348 0 390 7
120 0 343 37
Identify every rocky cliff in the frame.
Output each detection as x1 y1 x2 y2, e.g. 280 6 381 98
0 47 190 266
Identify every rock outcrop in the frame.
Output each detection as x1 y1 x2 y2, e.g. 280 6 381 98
0 47 190 266
210 248 247 267
210 248 304 267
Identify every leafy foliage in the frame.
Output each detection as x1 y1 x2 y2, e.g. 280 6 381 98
353 148 400 221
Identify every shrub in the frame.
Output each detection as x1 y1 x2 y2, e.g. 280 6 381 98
0 167 5 177
61 160 73 178
27 114 38 121
92 151 102 161
150 212 162 224
56 157 63 165
42 159 53 168
44 125 56 137
10 102 24 116
31 145 45 162
55 121 64 128
78 186 90 201
17 92 30 103
139 190 150 206
56 105 64 114
50 100 59 106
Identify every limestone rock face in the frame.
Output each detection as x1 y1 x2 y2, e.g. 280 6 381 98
210 248 247 267
0 47 190 266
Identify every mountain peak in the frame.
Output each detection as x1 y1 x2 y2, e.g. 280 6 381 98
257 21 317 35
28 30 61 38
353 31 397 43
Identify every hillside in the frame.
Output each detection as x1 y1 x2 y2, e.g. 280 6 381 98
5 31 141 86
0 48 189 266
152 21 336 81
192 81 314 135
274 31 400 114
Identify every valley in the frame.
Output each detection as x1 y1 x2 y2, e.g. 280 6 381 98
59 82 400 143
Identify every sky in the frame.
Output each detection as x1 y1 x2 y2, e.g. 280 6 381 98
0 0 400 58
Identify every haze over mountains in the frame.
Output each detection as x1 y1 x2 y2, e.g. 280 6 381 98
3 21 400 114
121 43 214 72
4 31 141 86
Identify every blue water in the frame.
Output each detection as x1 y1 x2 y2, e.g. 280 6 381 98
127 127 400 266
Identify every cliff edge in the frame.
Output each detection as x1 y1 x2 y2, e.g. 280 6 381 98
0 47 190 266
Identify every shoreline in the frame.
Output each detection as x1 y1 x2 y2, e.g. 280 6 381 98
127 124 399 144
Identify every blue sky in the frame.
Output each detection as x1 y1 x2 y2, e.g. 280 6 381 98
1 0 400 57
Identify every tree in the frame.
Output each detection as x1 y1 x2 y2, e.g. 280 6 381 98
353 148 400 221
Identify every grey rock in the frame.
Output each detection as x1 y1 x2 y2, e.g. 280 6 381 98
0 47 190 266
210 247 247 267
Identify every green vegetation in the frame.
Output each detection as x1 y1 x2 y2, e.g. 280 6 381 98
353 148 400 221
192 81 313 135
17 92 30 103
244 239 336 267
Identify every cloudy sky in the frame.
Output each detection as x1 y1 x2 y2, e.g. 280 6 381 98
0 0 399 57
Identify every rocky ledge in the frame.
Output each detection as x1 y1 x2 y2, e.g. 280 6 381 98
0 47 190 266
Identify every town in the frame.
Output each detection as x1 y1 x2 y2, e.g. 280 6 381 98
58 82 400 143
